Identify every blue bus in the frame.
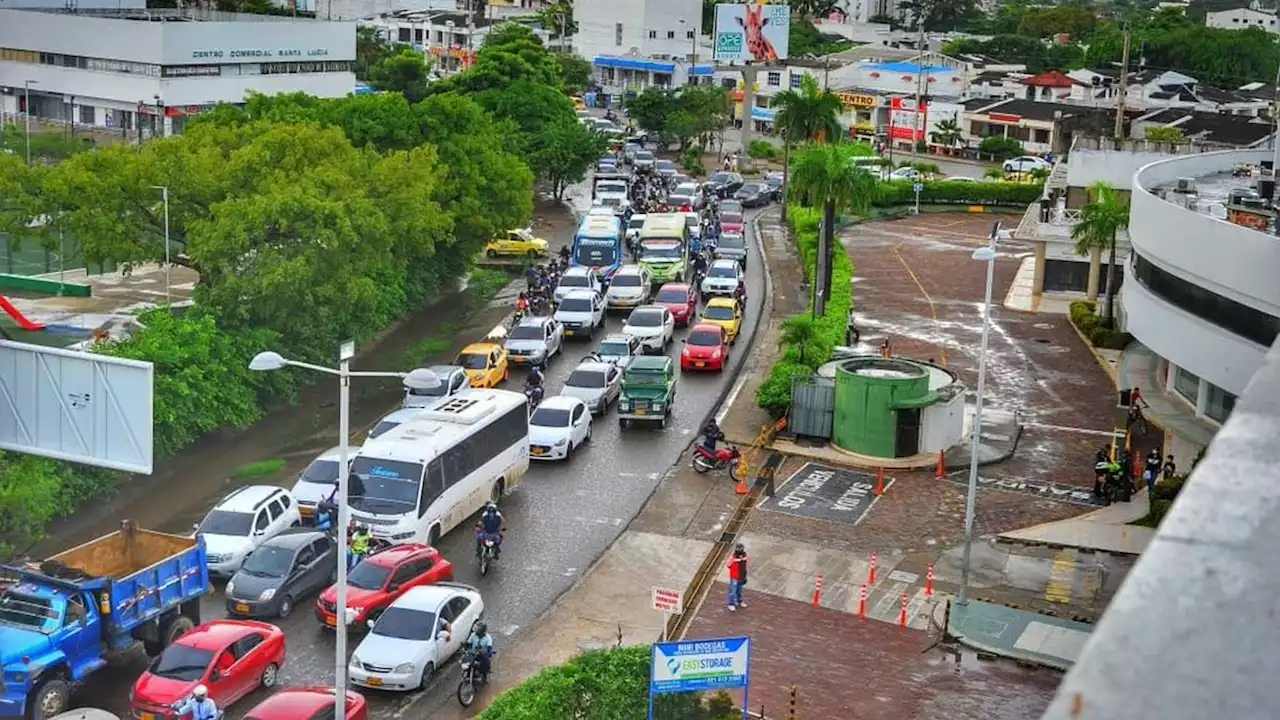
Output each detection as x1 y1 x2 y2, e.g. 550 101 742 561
572 214 624 282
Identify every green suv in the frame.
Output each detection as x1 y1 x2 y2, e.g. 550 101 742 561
617 355 677 428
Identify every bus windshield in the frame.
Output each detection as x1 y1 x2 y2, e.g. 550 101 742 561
575 241 618 267
640 242 681 259
348 457 424 514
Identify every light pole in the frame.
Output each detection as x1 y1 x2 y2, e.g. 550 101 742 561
148 185 171 304
23 80 38 166
957 220 1001 607
248 347 443 720
680 18 699 85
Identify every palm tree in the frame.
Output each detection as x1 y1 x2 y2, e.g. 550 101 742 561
773 75 843 222
1071 181 1130 327
780 315 820 365
788 144 879 316
929 118 963 149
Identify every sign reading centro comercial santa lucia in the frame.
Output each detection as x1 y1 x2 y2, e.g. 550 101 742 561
649 636 751 719
190 48 331 60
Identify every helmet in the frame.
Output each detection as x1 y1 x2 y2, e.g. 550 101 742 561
475 621 489 635
734 543 745 555
192 684 208 699
485 502 498 513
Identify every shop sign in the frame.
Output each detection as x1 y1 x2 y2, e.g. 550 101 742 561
190 48 331 60
988 112 1023 124
837 92 876 109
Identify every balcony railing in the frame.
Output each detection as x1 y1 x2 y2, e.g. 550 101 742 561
1041 335 1280 719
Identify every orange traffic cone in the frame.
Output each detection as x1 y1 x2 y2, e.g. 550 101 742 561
734 467 749 495
898 593 909 627
857 584 868 618
868 553 877 585
811 574 824 607
874 467 885 496
925 564 934 598
936 451 946 479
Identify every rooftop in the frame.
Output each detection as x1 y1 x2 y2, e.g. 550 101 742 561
1151 165 1275 234
17 6 324 22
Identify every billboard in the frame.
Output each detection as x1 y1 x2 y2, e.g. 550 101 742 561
649 636 751 719
713 3 790 63
889 96 927 142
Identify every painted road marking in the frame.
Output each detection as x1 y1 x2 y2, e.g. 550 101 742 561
1024 421 1116 437
717 370 751 424
1044 549 1077 604
890 243 947 367
887 570 919 584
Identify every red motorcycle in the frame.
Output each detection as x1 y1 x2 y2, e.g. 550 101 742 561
691 444 744 479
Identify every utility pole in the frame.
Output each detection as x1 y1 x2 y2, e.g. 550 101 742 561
1113 23 1131 140
1271 4 1280 176
913 22 926 156
740 65 758 171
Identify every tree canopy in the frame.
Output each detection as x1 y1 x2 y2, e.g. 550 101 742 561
626 85 732 149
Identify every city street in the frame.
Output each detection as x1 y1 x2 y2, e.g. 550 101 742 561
65 204 767 718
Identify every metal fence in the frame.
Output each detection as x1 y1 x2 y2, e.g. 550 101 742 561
788 374 834 440
0 232 114 277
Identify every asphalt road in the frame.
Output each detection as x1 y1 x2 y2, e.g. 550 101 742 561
71 199 766 718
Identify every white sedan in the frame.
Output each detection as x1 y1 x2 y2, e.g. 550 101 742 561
348 582 484 692
561 361 623 415
621 305 675 354
1002 155 1051 174
528 395 593 461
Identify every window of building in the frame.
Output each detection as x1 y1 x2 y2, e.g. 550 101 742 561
687 30 695 39
398 27 411 42
648 30 657 38
1133 254 1280 347
1174 366 1200 404
721 77 736 89
616 22 623 45
790 73 802 88
414 28 424 43
1206 383 1236 423
767 71 781 86
261 61 355 75
667 30 675 38
78 105 95 125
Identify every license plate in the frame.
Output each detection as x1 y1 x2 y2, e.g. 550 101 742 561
696 362 706 368
300 506 313 516
635 409 647 416
368 677 383 687
325 615 336 627
235 603 250 613
141 713 157 720
512 356 525 363
532 448 546 456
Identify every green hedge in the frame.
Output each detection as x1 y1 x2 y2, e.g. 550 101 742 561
755 206 854 416
874 180 1043 208
1069 300 1132 350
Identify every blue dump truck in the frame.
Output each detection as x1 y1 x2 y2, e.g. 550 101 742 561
0 521 209 720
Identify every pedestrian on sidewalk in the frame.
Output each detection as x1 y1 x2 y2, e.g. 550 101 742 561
1162 454 1177 480
727 543 748 611
1144 448 1162 493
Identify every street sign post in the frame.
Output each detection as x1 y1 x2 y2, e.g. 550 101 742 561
652 586 683 642
913 182 923 215
649 636 751 720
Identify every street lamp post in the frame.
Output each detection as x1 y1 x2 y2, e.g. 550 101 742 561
249 347 444 720
957 221 1001 607
23 80 38 166
148 185 171 304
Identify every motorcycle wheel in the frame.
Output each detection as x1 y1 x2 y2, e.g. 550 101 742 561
479 551 490 576
729 459 744 482
457 675 477 707
691 455 712 474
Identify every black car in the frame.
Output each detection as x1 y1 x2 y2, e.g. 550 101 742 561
654 159 679 179
735 182 771 208
225 528 337 619
764 173 784 201
707 171 744 198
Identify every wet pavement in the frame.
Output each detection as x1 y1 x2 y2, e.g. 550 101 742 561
49 192 768 718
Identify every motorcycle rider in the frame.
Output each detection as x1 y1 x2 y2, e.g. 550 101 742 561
699 419 725 455
349 523 372 569
172 684 218 720
474 503 505 559
558 244 571 263
691 251 709 282
466 621 495 682
516 292 530 315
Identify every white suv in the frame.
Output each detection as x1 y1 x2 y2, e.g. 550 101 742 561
291 444 359 523
622 304 675 354
605 264 651 310
349 583 485 692
553 266 604 305
196 485 302 577
554 289 607 339
700 258 744 300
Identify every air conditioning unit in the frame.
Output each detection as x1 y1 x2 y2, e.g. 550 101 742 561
1173 177 1197 194
1229 188 1260 205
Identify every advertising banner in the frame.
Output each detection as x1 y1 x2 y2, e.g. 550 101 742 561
713 3 791 63
889 96 927 142
650 636 750 696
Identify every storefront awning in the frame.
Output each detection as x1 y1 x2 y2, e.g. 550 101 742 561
593 56 676 74
752 107 776 122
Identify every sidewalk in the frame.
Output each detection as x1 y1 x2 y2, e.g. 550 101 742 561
998 495 1154 555
1120 343 1217 455
941 598 1093 671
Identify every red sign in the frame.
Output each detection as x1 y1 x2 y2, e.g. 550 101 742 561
652 587 683 613
989 112 1023 124
889 96 927 142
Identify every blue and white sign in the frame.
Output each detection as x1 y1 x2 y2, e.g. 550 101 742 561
650 636 751 696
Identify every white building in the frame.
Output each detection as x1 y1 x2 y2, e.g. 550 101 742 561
0 8 355 137
1206 7 1279 33
360 10 554 74
573 0 703 99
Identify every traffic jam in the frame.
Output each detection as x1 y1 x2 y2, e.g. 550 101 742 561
0 133 775 720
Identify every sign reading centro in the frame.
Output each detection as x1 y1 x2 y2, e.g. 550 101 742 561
191 48 331 60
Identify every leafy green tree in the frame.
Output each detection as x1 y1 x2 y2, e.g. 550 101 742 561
1071 181 1130 326
1144 126 1187 142
929 117 963 148
773 75 842 144
1016 5 1098 39
779 314 819 364
626 85 730 148
979 135 1024 160
790 0 841 17
788 20 854 56
368 48 433 103
626 90 677 136
531 117 608 200
899 0 980 31
355 26 401 80
538 0 577 38
556 54 593 95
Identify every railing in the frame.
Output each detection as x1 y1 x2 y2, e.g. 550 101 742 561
1071 135 1233 155
1041 335 1280 719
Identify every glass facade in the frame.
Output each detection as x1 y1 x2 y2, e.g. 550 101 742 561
1134 254 1280 348
1175 366 1200 404
1206 383 1237 424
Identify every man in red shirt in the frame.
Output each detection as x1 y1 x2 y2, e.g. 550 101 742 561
727 543 747 611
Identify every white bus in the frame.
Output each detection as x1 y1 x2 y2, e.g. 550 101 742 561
346 389 529 546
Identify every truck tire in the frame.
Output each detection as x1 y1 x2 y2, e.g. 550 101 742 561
161 615 195 649
28 676 71 720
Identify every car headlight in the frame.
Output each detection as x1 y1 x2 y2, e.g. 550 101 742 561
393 663 416 673
712 350 721 359
555 438 568 446
346 606 364 623
225 580 235 596
349 654 361 667
259 588 276 601
652 403 665 411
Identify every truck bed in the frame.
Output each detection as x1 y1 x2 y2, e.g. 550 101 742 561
49 523 197 580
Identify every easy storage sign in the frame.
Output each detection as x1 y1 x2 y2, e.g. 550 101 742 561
650 636 750 695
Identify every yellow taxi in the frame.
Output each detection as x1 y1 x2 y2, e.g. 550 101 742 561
700 297 744 344
485 228 549 258
571 95 587 111
455 340 510 388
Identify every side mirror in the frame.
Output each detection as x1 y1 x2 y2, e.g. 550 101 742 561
253 529 266 537
388 583 401 592
367 619 376 629
191 522 199 533
210 669 221 681
681 339 687 344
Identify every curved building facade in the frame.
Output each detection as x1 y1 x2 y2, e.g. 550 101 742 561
1126 149 1280 424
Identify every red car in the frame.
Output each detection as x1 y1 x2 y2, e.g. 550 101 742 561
130 619 286 719
653 282 697 327
243 686 368 720
681 323 729 372
720 211 746 235
315 543 453 628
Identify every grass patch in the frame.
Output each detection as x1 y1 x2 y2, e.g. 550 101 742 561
467 268 512 300
404 322 458 365
230 458 286 478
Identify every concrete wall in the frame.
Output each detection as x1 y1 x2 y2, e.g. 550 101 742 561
920 391 962 454
573 0 698 62
1068 148 1183 191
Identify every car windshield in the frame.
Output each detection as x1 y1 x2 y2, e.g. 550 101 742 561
559 297 593 312
640 243 681 259
560 275 591 288
717 235 745 249
741 184 764 193
628 218 645 229
373 607 437 641
199 510 253 536
711 172 733 184
684 216 698 229
612 274 643 287
348 457 423 514
628 310 663 327
721 212 744 224
656 161 676 171
368 419 402 439
530 407 571 427
240 545 294 578
688 330 722 346
597 340 630 356
457 353 488 370
508 325 544 341
720 201 743 213
635 151 654 161
597 182 626 194
567 370 607 388
704 305 736 320
0 591 58 632
575 244 618 266
152 645 214 682
625 369 667 385
655 288 688 303
709 265 737 279
409 380 448 397
299 458 339 486
347 560 392 591
766 177 782 187
676 184 698 195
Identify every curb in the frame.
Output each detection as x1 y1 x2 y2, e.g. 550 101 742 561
950 632 1075 672
991 534 1146 557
